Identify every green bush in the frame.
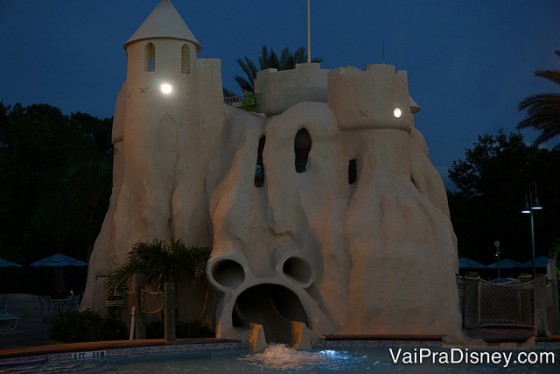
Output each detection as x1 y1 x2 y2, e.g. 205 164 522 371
51 310 128 343
145 320 164 339
145 320 214 339
176 321 214 338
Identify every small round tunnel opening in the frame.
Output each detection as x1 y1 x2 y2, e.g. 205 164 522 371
211 259 245 290
283 257 312 285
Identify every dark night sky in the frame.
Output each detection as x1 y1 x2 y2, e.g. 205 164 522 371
1 0 559 187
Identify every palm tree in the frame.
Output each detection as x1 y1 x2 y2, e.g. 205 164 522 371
517 50 560 144
105 239 210 292
105 239 210 340
233 46 322 93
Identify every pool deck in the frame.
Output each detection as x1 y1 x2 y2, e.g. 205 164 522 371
1 293 559 361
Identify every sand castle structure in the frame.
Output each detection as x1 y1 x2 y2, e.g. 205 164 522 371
82 0 462 345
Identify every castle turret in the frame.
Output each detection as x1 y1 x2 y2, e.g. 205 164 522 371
114 0 202 146
122 0 201 87
113 0 224 243
82 0 223 311
124 0 201 51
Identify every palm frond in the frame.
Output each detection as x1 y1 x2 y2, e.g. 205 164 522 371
292 46 307 64
278 48 292 70
233 76 253 92
105 260 136 294
258 46 279 70
223 88 237 98
235 57 258 91
534 126 560 144
186 246 211 286
518 93 560 112
535 70 560 85
234 45 325 94
105 239 212 293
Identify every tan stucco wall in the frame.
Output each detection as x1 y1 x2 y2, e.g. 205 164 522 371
82 2 461 341
255 63 328 116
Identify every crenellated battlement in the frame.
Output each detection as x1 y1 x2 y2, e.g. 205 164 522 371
255 63 418 131
328 64 414 131
255 63 328 116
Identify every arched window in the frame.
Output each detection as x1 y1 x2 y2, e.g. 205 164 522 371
348 159 357 184
181 44 190 74
254 136 266 187
411 176 420 191
145 43 155 72
294 128 312 173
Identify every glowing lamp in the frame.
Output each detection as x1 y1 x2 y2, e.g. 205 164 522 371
393 107 402 119
160 83 173 95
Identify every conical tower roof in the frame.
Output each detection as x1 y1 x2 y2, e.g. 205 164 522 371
124 0 201 52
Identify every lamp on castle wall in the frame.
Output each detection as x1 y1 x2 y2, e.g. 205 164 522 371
160 83 173 95
521 182 543 277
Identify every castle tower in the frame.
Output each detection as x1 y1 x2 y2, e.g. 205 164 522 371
82 0 223 311
111 0 208 248
114 0 201 162
122 0 201 99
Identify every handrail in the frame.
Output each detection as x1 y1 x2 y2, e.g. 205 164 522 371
224 95 258 112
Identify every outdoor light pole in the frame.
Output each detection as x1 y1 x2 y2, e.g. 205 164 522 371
307 0 311 63
521 182 543 277
494 241 501 279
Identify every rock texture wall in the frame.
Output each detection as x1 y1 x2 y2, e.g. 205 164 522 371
83 64 461 341
205 99 461 340
80 0 461 340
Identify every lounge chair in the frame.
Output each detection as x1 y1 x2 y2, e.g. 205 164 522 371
52 297 67 314
0 313 19 331
65 294 81 312
39 295 53 317
0 297 8 313
0 298 19 331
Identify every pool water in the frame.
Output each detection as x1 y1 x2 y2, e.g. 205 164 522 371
3 344 559 373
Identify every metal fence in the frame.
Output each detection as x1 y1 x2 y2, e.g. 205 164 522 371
106 288 163 317
140 289 163 314
477 279 534 327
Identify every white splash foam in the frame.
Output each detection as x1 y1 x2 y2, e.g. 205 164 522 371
239 344 323 370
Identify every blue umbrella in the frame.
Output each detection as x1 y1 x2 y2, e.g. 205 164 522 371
31 253 86 268
0 258 22 268
487 258 522 269
519 256 550 268
31 253 86 297
459 257 487 269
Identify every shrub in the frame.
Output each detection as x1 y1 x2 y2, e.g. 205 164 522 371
176 321 214 338
51 310 128 343
145 320 214 339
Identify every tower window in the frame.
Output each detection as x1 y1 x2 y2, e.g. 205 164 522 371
294 128 312 173
254 136 266 187
181 44 190 74
411 176 420 191
348 159 357 184
145 42 155 72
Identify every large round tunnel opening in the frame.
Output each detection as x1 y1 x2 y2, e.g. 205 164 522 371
233 284 309 345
